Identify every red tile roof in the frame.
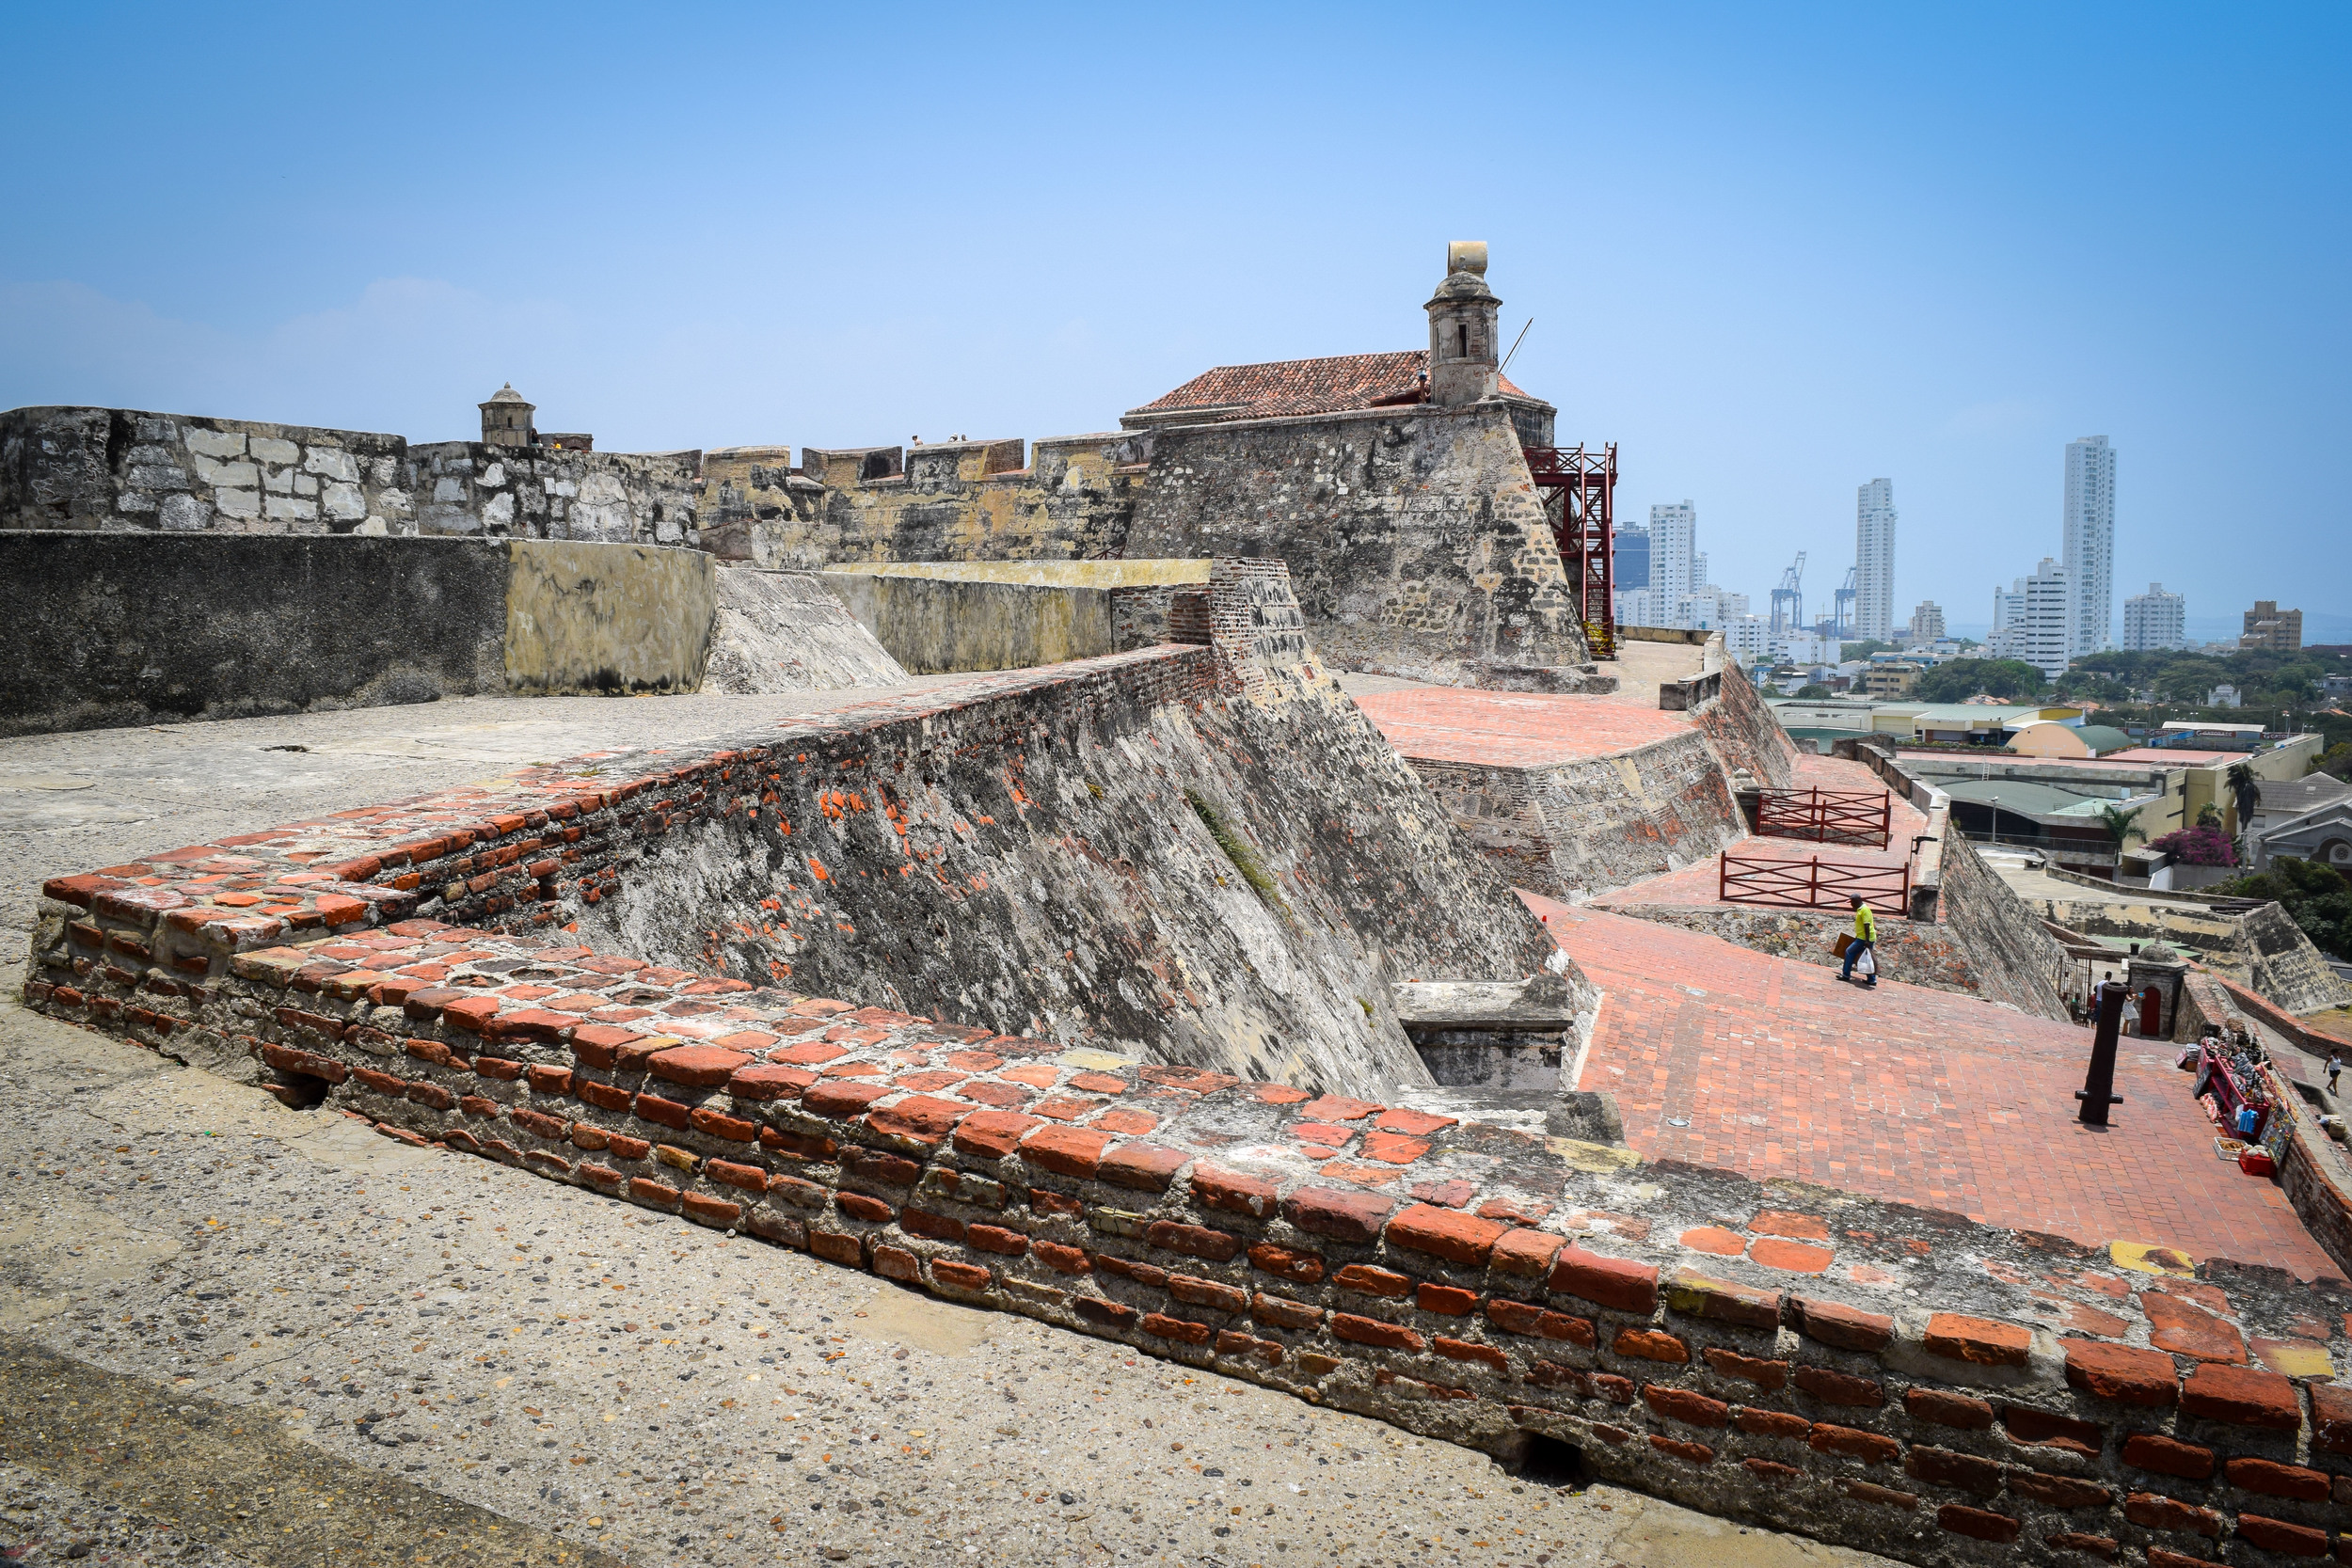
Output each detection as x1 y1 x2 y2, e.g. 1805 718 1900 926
1125 350 1541 423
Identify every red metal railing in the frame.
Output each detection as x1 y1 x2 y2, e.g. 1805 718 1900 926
1718 853 1910 911
1755 787 1893 848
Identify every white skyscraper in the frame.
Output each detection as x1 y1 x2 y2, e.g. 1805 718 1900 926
2062 436 2117 656
1990 578 2026 655
2122 582 2186 652
1648 502 1697 601
1854 479 1897 641
2018 558 2073 679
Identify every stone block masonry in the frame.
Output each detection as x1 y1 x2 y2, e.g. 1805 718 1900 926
0 533 715 736
1125 402 1593 682
1 406 698 547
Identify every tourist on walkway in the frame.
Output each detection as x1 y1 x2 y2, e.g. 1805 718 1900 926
2330 1051 2344 1096
1837 895 1877 989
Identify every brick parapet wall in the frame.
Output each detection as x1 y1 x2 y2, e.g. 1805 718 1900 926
22 896 2352 1564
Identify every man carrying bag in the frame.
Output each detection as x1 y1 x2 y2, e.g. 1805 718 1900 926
1837 895 1878 989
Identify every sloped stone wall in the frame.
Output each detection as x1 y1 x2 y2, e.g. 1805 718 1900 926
1934 833 2073 1023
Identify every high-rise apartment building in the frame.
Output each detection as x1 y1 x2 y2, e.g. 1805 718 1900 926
2241 600 2303 652
2018 558 2073 679
1613 524 1650 594
1648 502 1697 602
1854 479 1897 641
1906 601 1945 646
2121 583 2185 651
2062 436 2116 657
1692 551 1710 590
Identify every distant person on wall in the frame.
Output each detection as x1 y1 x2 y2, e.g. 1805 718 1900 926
2330 1052 2344 1096
1837 895 1877 989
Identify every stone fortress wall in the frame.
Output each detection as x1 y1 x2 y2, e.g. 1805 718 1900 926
0 533 719 736
23 566 2352 1568
1 405 700 547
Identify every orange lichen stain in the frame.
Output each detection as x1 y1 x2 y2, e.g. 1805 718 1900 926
807 857 831 882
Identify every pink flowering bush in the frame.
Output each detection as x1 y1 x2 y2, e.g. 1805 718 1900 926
2148 826 2237 866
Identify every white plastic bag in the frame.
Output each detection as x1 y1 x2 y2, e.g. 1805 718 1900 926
1854 945 1877 979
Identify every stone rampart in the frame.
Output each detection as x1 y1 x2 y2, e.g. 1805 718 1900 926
0 533 713 736
405 440 699 546
1410 730 1744 902
1928 832 2074 1023
816 560 1211 674
698 436 1148 570
1690 651 1798 791
2013 881 2350 1014
1123 404 1592 681
24 840 2352 1566
564 567 1573 1100
704 568 910 694
1 405 698 546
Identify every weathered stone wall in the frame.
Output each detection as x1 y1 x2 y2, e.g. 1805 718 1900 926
1933 833 2074 1023
2014 880 2351 1014
0 533 714 736
3 405 411 533
1 405 698 546
1408 730 1745 902
699 436 1149 570
1122 404 1593 681
1692 652 1799 791
816 561 1212 674
501 540 713 698
569 569 1581 1100
406 441 700 546
704 569 910 694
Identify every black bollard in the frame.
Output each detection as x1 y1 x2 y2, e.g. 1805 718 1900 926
2075 980 2127 1126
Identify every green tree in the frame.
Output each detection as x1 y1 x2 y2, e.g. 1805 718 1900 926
1914 658 2050 704
2094 802 2146 851
1792 683 1836 700
2226 762 2261 828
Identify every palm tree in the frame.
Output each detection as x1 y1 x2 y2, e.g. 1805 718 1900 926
2225 763 2261 830
2094 802 2145 852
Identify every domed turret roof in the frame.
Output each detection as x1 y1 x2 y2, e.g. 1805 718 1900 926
482 383 532 405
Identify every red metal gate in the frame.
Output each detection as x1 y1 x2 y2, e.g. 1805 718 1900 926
1719 853 1910 911
1755 787 1893 848
1524 444 1615 658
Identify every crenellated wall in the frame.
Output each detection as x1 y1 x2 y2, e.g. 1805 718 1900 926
697 436 1149 570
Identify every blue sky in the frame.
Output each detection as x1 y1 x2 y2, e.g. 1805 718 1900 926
4 2 2345 637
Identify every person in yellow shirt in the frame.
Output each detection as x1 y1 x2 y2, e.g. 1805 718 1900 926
1838 895 1877 988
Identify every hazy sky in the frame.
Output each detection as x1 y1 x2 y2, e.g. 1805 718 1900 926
5 3 2345 633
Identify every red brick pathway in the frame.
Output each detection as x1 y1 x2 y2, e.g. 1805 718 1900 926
1525 891 2338 1281
1355 688 1693 767
1594 751 1929 909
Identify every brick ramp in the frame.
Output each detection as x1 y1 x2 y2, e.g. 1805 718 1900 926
1529 893 2339 1282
